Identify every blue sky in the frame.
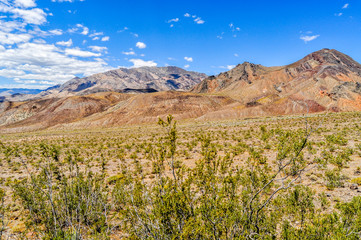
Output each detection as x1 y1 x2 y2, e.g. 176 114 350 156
0 0 360 89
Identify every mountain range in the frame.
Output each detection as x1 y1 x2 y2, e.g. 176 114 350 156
1 49 360 133
2 66 207 102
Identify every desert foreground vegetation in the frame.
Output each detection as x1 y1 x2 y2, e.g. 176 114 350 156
0 112 360 239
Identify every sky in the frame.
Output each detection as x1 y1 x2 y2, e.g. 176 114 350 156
0 0 360 89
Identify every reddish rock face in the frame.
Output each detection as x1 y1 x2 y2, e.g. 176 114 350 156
192 49 361 114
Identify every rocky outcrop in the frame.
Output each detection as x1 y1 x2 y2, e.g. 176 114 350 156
192 49 361 113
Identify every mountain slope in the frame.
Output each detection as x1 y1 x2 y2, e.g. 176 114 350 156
0 91 236 132
192 49 361 113
36 66 207 99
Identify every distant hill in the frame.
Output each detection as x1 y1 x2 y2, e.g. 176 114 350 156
0 88 43 97
192 48 361 115
35 66 208 99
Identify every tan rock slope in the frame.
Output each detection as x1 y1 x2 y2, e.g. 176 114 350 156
1 49 360 132
193 48 361 118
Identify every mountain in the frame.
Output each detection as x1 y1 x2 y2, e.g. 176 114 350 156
0 88 43 103
0 91 235 132
1 49 361 132
192 49 361 115
0 88 43 97
35 66 207 99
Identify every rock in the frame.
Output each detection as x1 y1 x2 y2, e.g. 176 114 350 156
350 184 358 190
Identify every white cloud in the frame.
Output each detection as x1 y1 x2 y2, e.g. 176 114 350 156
217 65 235 70
194 17 205 24
184 65 190 69
89 46 107 52
81 27 89 35
122 51 135 55
117 27 128 33
89 31 103 38
335 13 343 17
129 59 157 68
76 24 89 35
342 3 349 9
184 13 190 17
65 48 101 57
0 0 112 88
14 0 36 8
101 36 109 41
227 65 235 70
136 41 146 49
49 29 63 35
300 34 320 43
167 18 179 23
56 39 73 47
184 56 193 62
0 31 32 45
0 42 111 86
0 20 26 32
0 5 47 25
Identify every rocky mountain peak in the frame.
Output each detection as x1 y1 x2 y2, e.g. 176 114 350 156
296 48 361 68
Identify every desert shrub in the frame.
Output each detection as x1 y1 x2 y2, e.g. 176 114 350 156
325 169 345 190
2 113 361 239
11 144 112 239
350 177 361 186
113 115 332 239
326 133 348 146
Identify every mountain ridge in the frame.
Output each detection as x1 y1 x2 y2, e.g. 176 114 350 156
1 49 361 133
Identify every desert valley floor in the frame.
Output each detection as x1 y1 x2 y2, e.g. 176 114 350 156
0 111 360 238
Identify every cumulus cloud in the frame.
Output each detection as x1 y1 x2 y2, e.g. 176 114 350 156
129 59 157 68
14 0 36 8
89 46 107 52
217 65 236 70
101 36 109 41
1 6 47 25
184 13 190 17
89 31 103 38
0 42 111 86
56 39 73 47
136 41 146 49
194 17 205 24
184 57 193 62
122 50 135 55
65 47 101 57
0 0 113 88
342 3 349 9
49 29 63 35
0 31 32 44
300 34 320 43
75 24 89 35
184 64 190 69
227 65 235 70
167 18 179 23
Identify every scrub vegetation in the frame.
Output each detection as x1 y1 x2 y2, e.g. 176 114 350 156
0 111 360 239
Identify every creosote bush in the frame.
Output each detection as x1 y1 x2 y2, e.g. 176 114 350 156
0 113 360 239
